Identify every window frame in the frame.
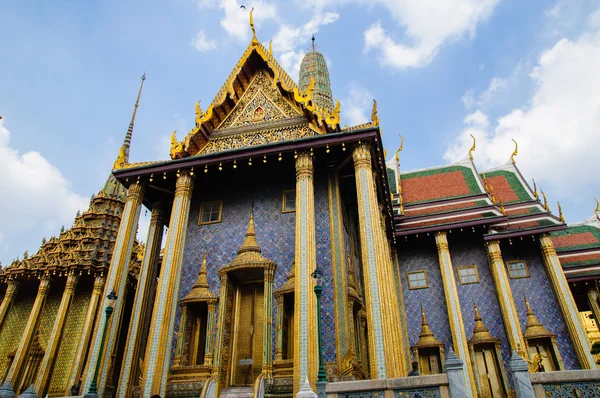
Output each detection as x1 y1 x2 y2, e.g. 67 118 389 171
282 189 296 213
407 270 429 290
457 265 480 285
198 200 223 225
506 260 530 279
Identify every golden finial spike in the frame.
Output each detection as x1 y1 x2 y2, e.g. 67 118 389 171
250 7 258 45
511 138 518 164
532 178 539 200
371 99 380 126
114 73 146 169
269 39 273 56
595 198 600 221
170 130 183 159
557 201 565 223
499 195 506 216
395 134 404 161
542 190 550 211
482 173 490 194
195 101 203 126
469 134 476 160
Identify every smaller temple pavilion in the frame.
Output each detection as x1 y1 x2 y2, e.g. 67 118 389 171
0 11 599 398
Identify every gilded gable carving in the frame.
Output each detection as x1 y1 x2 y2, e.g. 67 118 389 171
218 71 302 130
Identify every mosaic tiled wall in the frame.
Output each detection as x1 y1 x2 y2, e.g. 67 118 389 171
0 290 35 377
37 288 62 353
447 234 510 369
175 167 336 364
501 239 579 369
48 282 91 395
397 237 452 352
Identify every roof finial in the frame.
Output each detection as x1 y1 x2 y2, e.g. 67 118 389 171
371 99 380 126
469 134 476 160
269 39 273 56
312 35 316 51
532 178 539 200
595 198 600 221
250 8 258 45
557 201 565 223
114 73 146 169
511 138 518 164
195 101 203 127
395 134 404 161
542 190 550 211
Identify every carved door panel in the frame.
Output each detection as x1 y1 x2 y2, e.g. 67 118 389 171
474 347 504 398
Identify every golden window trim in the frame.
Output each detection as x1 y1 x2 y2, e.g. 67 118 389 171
457 264 480 285
282 189 296 213
407 270 429 290
506 260 530 279
198 200 223 225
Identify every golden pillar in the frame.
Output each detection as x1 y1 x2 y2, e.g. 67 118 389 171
587 287 600 335
66 275 105 394
141 171 194 397
293 150 318 393
34 273 79 395
539 234 596 368
213 273 229 383
117 204 165 397
352 142 406 378
5 275 51 389
435 231 477 397
204 301 217 366
82 182 145 395
263 268 274 378
486 240 526 355
275 295 284 361
0 280 19 333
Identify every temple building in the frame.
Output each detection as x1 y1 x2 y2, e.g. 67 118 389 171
1 14 599 398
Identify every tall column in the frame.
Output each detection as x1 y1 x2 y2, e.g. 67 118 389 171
141 171 194 397
587 287 600 333
35 273 79 396
352 142 406 378
0 281 19 333
5 275 51 389
435 231 476 397
486 240 526 355
263 268 274 378
293 151 318 393
66 275 105 394
539 234 596 368
213 274 229 384
275 295 284 361
82 182 145 395
203 301 217 366
117 204 165 398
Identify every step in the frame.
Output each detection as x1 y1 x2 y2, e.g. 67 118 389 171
219 386 254 398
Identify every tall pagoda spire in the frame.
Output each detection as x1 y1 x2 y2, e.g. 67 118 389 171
114 73 146 169
299 35 334 111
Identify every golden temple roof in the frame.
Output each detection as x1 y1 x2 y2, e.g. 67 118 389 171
181 253 217 304
523 296 555 339
468 303 500 345
275 263 295 296
412 305 444 349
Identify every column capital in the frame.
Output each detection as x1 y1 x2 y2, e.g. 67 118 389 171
93 275 106 292
150 203 166 224
38 275 52 293
352 142 372 170
126 181 146 201
208 301 217 313
5 280 20 297
295 151 313 181
65 273 80 292
435 231 449 248
175 171 195 198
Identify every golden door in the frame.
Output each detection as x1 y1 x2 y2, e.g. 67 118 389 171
231 282 264 386
474 347 505 398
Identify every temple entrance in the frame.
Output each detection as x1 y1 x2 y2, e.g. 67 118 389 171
230 280 264 386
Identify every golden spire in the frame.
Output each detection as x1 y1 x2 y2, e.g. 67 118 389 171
557 201 565 223
181 252 217 304
469 134 476 160
542 190 550 211
511 138 518 164
371 99 380 126
238 208 260 255
250 7 258 45
269 39 273 56
413 304 443 348
523 295 554 339
595 198 600 221
469 303 498 344
532 178 539 200
114 73 146 169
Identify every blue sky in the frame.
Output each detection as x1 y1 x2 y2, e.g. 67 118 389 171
1 0 599 265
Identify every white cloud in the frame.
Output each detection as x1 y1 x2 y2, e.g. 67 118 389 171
0 120 88 263
445 16 600 200
342 84 373 126
192 29 217 52
462 76 509 110
279 50 305 79
363 0 500 69
198 0 278 42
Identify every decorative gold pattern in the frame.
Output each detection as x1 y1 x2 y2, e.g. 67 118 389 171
0 295 34 377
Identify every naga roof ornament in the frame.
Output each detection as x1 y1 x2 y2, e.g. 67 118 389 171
511 138 518 164
468 134 476 160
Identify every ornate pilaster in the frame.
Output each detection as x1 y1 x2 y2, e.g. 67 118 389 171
173 305 188 367
0 281 19 333
275 295 284 361
263 268 274 378
213 273 230 397
539 234 595 368
35 273 79 396
435 231 476 397
66 275 105 394
5 275 51 389
486 240 526 356
141 171 194 397
204 302 217 367
117 204 165 398
587 287 600 337
82 182 144 395
293 151 318 393
352 142 406 378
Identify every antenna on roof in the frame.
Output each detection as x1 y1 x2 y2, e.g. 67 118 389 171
308 35 318 51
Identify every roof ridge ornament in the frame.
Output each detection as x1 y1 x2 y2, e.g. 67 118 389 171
595 198 600 221
532 178 539 200
371 99 379 126
250 7 258 45
468 134 476 160
511 138 518 164
114 73 146 170
557 201 565 223
541 190 550 211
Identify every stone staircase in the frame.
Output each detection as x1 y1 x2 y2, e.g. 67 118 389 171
219 386 254 397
